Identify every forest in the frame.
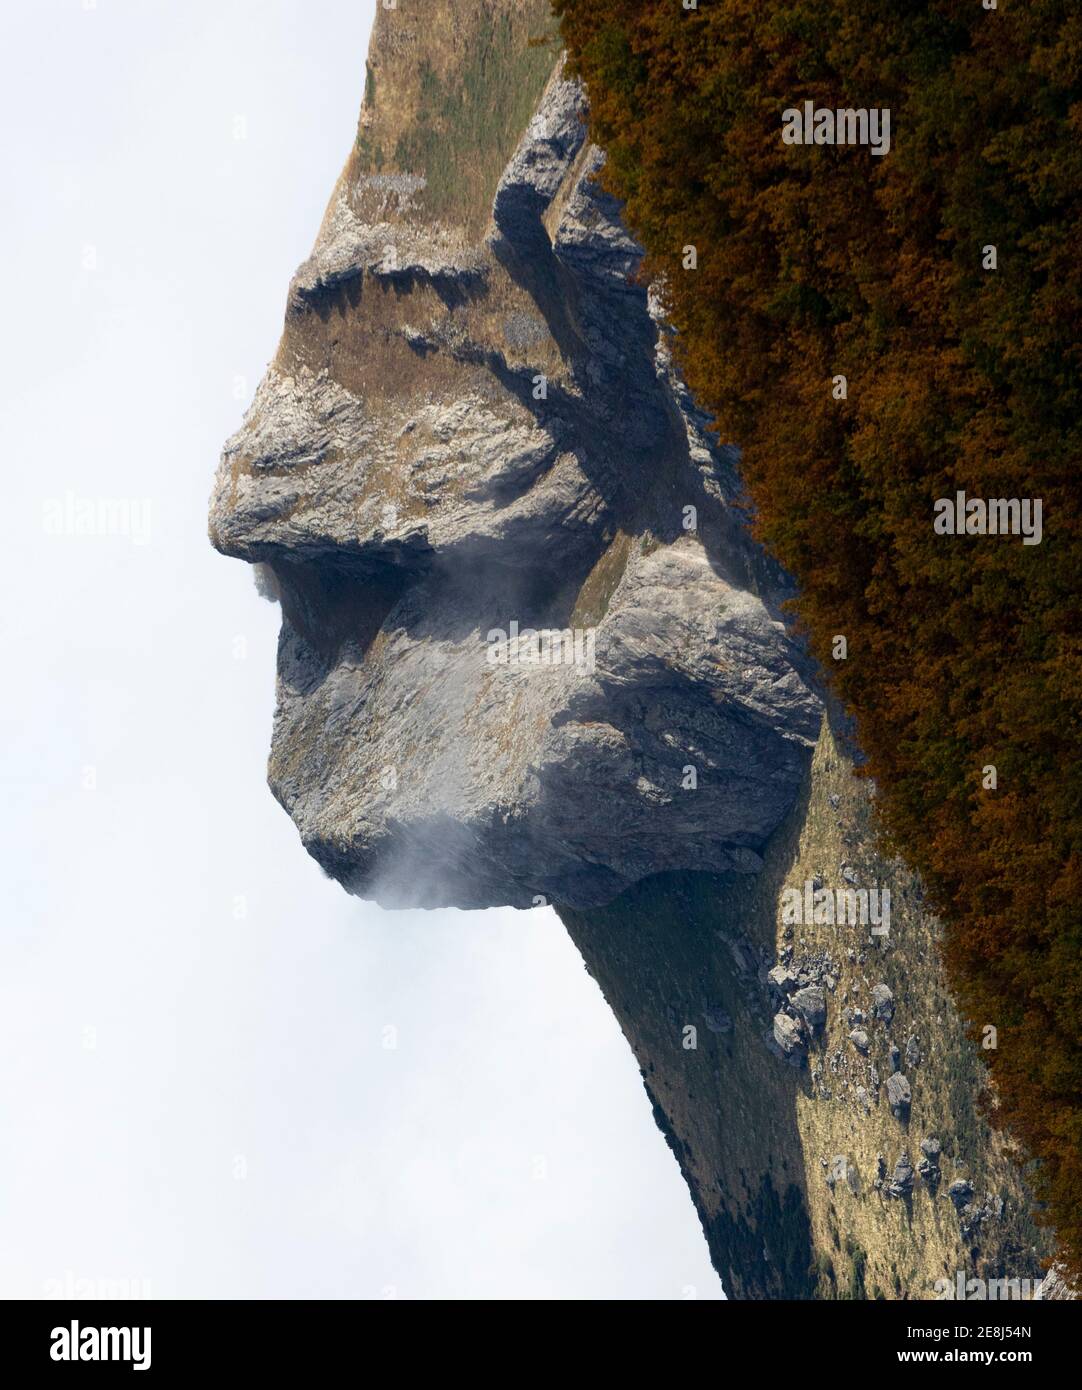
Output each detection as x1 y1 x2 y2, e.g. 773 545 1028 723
553 0 1082 1277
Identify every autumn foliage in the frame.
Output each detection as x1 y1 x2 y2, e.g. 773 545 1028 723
554 0 1082 1274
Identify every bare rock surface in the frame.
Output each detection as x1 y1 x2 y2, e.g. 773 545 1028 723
210 37 820 910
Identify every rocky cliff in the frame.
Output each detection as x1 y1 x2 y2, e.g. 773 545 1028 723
210 0 1056 1298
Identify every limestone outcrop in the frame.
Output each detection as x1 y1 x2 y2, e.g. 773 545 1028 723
210 17 819 911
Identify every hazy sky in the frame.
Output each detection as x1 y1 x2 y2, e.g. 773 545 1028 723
0 0 721 1299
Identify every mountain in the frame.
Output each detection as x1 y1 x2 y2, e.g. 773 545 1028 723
209 0 1058 1299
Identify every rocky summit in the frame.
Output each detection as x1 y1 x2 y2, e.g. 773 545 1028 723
209 3 819 911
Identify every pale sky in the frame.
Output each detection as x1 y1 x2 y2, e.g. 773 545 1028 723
0 0 721 1299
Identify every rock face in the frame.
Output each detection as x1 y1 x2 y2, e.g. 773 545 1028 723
209 4 819 912
210 0 1056 1298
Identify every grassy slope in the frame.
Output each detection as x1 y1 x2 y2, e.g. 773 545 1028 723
560 718 1050 1298
354 0 559 234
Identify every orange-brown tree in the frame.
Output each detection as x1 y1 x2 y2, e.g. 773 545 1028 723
554 0 1082 1275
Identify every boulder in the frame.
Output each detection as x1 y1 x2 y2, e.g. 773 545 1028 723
886 1071 911 1117
767 965 799 994
886 1152 914 1197
870 983 895 1023
918 1157 940 1190
792 985 827 1031
773 1012 806 1057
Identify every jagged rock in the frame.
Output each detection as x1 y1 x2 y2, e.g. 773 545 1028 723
886 1071 911 1117
917 1137 941 1190
959 1204 984 1238
773 1012 807 1057
870 984 895 1023
905 1035 921 1068
886 1152 914 1197
917 1157 940 1191
767 965 799 994
849 1028 870 1054
792 985 827 1031
948 1179 974 1210
841 865 858 885
889 1043 901 1072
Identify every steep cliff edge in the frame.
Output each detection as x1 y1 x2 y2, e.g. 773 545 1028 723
209 0 1056 1297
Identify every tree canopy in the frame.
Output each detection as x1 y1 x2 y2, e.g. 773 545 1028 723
554 0 1082 1276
